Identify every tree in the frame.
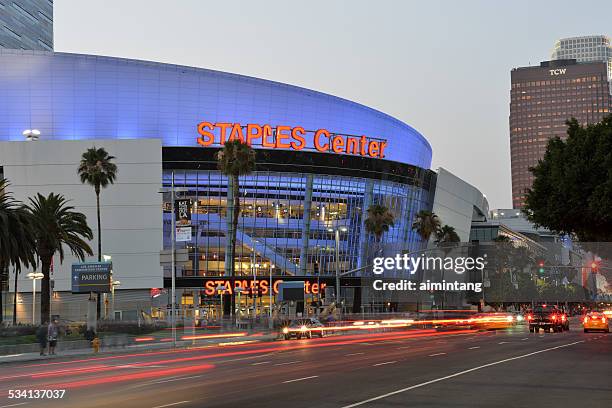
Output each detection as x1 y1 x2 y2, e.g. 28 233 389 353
524 116 612 242
435 225 461 253
77 147 117 261
0 179 37 324
26 193 93 323
217 140 255 314
364 204 395 253
411 210 441 244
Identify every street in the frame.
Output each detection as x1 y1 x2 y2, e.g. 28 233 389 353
0 324 609 408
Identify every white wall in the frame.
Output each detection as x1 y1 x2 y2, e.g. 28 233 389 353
432 167 489 242
0 139 163 292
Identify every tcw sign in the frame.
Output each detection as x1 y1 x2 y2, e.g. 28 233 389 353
549 68 567 76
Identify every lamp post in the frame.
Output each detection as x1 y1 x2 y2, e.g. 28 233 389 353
159 176 188 348
328 227 348 307
26 272 43 325
102 255 112 319
269 263 274 329
111 279 120 320
22 129 40 141
215 284 225 322
235 286 244 327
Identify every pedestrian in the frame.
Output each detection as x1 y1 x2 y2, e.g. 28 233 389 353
36 322 48 356
47 319 59 355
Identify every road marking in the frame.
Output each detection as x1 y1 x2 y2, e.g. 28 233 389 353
428 353 446 357
149 375 203 385
0 403 29 408
151 402 190 408
468 346 480 349
345 352 365 356
521 338 529 341
274 360 301 366
251 361 271 365
283 375 319 383
498 341 509 344
341 340 584 408
373 361 397 366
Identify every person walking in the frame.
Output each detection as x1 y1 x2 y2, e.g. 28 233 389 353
47 319 59 355
36 322 48 356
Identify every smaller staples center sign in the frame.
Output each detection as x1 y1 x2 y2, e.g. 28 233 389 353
196 121 388 159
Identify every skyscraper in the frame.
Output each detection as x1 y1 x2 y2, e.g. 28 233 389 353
552 35 612 81
0 0 53 51
509 59 611 209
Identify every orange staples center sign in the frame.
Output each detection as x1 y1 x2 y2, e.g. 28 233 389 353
196 121 388 159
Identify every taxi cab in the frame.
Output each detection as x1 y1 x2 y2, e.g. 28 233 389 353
583 310 609 333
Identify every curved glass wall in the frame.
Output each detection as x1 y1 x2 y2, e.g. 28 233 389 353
162 167 434 279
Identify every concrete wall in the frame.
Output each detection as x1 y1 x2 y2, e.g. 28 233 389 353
0 138 163 296
431 167 489 242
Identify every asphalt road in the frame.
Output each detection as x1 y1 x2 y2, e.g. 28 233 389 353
0 324 610 408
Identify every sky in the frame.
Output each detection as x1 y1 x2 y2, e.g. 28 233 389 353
54 0 612 209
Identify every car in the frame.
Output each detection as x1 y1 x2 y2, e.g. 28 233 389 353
526 305 565 333
583 310 609 333
471 312 515 330
281 318 327 340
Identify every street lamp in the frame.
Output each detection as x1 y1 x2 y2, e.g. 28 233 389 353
111 279 121 320
328 227 348 306
235 286 244 326
215 284 225 321
159 175 188 348
102 255 112 319
22 129 40 141
269 263 274 329
26 272 43 325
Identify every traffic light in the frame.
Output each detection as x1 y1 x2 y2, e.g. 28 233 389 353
537 259 545 274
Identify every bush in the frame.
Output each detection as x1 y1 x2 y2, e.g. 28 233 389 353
0 324 37 337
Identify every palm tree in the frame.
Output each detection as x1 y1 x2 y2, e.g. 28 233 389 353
411 210 441 244
217 140 255 314
77 147 117 262
435 224 461 253
364 204 395 255
0 179 37 324
26 193 93 324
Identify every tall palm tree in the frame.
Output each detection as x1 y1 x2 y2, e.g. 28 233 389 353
411 210 441 244
77 147 117 262
27 193 93 324
0 179 37 324
435 224 461 252
217 140 255 314
364 204 395 255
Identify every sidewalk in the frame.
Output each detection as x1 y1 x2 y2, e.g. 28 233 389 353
0 330 279 365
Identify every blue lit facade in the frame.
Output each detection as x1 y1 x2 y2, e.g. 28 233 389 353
0 49 435 307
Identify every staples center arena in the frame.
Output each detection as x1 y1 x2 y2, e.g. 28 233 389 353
0 49 440 321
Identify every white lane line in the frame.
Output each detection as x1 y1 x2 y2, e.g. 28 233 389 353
428 353 446 357
341 340 584 408
274 360 301 366
468 346 480 350
345 352 365 356
0 403 29 408
149 375 203 385
151 402 190 408
498 341 509 344
521 338 529 341
251 361 271 365
283 375 319 383
373 361 397 366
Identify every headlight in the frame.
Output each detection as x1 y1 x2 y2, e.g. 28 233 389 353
300 325 307 331
516 315 524 322
282 327 289 334
506 315 514 322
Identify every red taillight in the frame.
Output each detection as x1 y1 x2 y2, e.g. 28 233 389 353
527 315 533 320
561 315 566 322
584 317 589 323
552 315 557 321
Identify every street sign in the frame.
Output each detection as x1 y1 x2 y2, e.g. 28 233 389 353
278 281 305 302
175 199 192 225
176 226 192 242
71 262 112 293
